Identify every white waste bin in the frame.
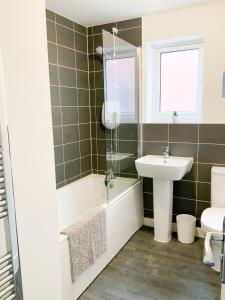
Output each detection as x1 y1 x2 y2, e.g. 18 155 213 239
176 214 196 244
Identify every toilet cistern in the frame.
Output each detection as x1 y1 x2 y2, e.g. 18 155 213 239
135 154 193 243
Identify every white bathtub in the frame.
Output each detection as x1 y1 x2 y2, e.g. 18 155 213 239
57 174 143 300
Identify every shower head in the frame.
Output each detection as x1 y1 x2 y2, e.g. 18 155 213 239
96 46 103 55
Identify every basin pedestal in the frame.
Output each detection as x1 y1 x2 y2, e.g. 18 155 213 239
153 179 173 243
135 155 193 243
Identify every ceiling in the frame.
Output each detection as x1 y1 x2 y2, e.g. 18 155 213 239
45 0 219 27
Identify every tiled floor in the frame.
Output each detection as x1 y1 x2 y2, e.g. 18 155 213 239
79 227 220 300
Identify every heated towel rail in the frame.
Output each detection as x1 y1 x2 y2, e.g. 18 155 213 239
221 218 225 283
0 137 23 300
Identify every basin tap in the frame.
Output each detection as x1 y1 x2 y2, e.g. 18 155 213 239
162 145 169 162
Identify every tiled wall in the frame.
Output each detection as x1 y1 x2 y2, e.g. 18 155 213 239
142 124 225 227
46 10 224 228
88 18 142 174
46 10 92 188
46 10 142 187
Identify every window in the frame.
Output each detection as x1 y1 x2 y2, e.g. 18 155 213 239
147 37 204 123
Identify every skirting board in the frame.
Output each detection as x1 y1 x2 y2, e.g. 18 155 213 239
144 217 205 239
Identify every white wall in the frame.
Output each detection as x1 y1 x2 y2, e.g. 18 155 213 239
0 1 62 300
142 0 225 123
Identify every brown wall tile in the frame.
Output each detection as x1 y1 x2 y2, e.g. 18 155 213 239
75 32 87 53
49 64 58 85
59 67 76 87
64 142 80 162
142 124 168 142
169 124 198 143
60 87 77 106
119 124 138 141
54 146 63 165
143 141 167 156
58 46 75 68
117 18 142 30
81 156 92 173
198 163 213 183
196 201 210 219
46 20 56 43
118 27 142 47
62 125 79 144
143 177 153 194
169 143 198 162
174 181 196 200
48 42 57 64
65 159 80 180
199 144 225 164
77 89 89 107
53 127 62 146
56 14 73 29
74 22 87 35
173 197 196 216
77 70 89 88
183 163 197 181
199 124 225 144
56 24 74 48
46 9 55 22
50 86 60 106
197 182 211 202
76 51 88 71
143 193 153 210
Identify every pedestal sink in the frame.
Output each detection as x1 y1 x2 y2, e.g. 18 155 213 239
135 155 193 243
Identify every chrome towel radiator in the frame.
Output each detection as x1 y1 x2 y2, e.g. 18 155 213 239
221 218 225 283
0 137 23 300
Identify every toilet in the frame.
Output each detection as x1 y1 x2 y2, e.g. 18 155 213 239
201 166 225 272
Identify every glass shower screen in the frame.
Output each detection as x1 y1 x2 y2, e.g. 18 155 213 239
102 30 140 201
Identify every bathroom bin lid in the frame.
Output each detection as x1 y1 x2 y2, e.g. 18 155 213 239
201 207 225 232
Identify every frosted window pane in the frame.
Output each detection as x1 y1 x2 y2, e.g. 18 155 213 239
160 49 199 112
106 57 136 122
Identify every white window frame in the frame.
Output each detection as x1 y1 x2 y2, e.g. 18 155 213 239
147 36 204 123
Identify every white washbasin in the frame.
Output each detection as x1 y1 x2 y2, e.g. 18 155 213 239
135 155 193 181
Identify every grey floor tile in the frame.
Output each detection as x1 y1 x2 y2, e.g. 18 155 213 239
79 227 220 300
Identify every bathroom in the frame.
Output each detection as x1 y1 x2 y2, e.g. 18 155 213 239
0 0 225 299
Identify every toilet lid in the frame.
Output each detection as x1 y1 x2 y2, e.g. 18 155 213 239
201 207 225 232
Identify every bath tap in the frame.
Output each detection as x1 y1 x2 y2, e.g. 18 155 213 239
104 175 110 187
104 169 115 187
162 145 169 163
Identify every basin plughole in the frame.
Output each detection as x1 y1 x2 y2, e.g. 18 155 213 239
135 155 193 243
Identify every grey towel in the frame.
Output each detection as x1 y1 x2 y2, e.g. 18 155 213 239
62 206 107 282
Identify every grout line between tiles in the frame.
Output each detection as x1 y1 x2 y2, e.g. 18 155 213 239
74 31 82 178
87 30 93 172
47 18 88 37
49 62 88 73
55 17 65 185
89 25 142 37
48 41 88 55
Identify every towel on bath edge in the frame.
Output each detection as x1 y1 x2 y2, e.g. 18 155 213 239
61 206 107 282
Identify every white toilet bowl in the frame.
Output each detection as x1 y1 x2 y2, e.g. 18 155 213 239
201 207 225 272
201 167 225 271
